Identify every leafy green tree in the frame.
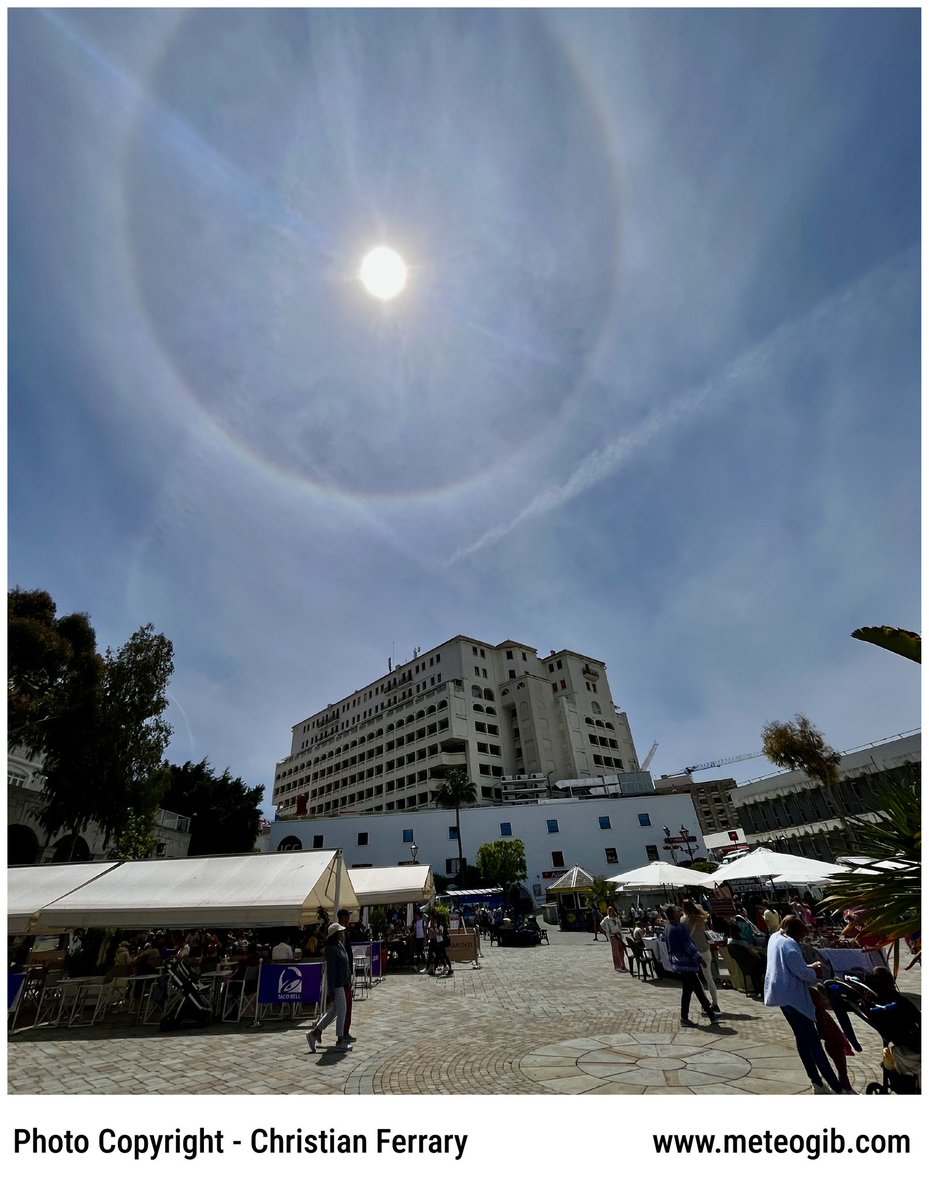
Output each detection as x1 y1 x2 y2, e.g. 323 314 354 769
109 810 158 861
687 859 720 874
762 713 848 837
162 759 264 856
476 838 528 898
8 590 174 852
588 875 619 919
435 768 477 880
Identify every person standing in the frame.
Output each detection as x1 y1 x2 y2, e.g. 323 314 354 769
763 915 841 1094
599 906 627 972
681 898 720 1013
306 923 353 1053
665 907 719 1028
413 910 426 970
763 904 781 935
337 908 357 1045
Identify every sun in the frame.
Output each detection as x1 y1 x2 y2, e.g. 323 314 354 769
359 246 407 300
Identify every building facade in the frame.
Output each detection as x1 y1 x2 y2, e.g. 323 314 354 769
272 635 642 821
653 774 741 835
728 731 920 860
7 747 192 865
259 790 706 904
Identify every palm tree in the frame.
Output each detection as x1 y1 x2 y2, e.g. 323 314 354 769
824 773 920 944
435 769 477 882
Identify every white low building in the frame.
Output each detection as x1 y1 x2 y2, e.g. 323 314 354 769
259 790 706 905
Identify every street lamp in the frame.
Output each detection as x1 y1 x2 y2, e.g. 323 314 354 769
663 825 678 864
410 841 418 864
680 825 696 863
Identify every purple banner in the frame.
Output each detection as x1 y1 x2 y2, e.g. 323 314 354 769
9 972 27 1012
257 961 324 1005
352 942 383 978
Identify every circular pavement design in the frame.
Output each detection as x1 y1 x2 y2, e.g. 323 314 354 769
518 1031 804 1095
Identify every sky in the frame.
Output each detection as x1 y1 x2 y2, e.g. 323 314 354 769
8 8 921 816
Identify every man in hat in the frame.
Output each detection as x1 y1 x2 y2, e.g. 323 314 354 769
337 908 356 1044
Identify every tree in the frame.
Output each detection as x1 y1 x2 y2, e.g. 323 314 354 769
476 838 528 900
851 626 920 664
161 759 264 856
7 590 174 850
435 769 477 880
761 713 848 836
588 875 619 919
109 810 158 861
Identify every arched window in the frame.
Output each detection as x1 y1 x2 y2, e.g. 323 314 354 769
591 701 602 715
471 685 482 698
416 710 425 720
426 705 436 714
605 722 614 730
473 703 484 713
483 688 494 701
438 699 448 710
386 723 395 732
585 717 594 725
485 706 496 715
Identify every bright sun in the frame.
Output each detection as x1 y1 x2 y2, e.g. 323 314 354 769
359 246 407 300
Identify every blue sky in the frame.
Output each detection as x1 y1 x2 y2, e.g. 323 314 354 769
8 9 920 813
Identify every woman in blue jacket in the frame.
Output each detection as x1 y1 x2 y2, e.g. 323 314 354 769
763 915 841 1094
306 923 353 1053
665 907 720 1027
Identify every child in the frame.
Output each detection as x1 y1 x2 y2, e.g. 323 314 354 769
811 984 855 1094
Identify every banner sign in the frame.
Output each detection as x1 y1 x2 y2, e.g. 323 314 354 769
9 972 27 1012
257 961 323 1006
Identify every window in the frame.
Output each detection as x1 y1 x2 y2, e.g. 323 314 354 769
637 813 651 827
448 825 459 840
500 822 512 837
605 848 618 864
506 649 513 659
357 832 368 846
645 844 660 862
445 857 463 875
551 851 565 869
402 829 414 843
598 816 611 830
312 834 324 849
546 819 559 834
508 670 516 678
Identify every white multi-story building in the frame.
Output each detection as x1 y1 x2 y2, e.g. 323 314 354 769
259 790 707 904
272 635 642 821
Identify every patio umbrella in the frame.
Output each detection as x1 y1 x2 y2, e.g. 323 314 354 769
606 862 712 890
710 847 842 885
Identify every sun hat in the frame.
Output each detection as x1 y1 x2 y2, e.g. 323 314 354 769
328 922 346 935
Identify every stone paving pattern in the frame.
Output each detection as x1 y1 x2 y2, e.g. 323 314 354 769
8 931 920 1096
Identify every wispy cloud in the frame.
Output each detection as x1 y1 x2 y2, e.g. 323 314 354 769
450 246 918 563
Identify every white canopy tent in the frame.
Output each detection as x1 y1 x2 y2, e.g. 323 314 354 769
22 850 356 932
607 862 712 890
709 847 843 885
8 861 121 935
347 864 435 907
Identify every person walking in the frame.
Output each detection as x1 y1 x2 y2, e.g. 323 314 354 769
306 923 353 1053
763 915 841 1094
337 908 356 1045
681 898 720 1013
665 907 719 1028
599 906 627 972
413 910 426 970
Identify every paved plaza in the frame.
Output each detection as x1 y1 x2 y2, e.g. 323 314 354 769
8 932 920 1096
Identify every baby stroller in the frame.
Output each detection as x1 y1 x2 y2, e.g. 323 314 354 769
425 931 453 976
158 959 213 1032
823 974 921 1094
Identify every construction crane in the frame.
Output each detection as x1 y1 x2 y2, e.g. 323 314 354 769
640 742 659 771
670 751 767 776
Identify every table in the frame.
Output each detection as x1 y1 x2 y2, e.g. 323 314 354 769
643 936 673 974
198 970 237 1017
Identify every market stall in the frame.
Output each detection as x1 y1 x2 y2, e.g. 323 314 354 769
16 849 357 931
